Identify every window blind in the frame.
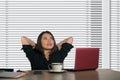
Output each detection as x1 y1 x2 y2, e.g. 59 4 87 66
110 0 120 71
0 0 102 71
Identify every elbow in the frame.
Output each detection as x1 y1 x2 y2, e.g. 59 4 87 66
66 37 73 44
21 36 25 42
21 36 28 45
21 36 26 39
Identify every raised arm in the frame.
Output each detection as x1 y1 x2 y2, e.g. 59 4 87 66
21 36 36 47
57 36 73 50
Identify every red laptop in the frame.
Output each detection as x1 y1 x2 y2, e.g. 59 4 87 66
65 48 99 71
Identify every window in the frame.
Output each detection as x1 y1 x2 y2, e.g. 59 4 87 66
110 0 120 71
3 0 118 71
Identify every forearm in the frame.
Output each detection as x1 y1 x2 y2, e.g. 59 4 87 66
57 37 73 50
21 36 36 47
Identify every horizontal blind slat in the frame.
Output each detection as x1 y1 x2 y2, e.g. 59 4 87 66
110 0 120 71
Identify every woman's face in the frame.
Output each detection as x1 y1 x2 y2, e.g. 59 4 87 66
41 33 54 50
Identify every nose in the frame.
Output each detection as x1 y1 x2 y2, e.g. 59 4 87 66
47 38 52 42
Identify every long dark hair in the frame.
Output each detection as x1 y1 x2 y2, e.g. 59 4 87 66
35 31 58 55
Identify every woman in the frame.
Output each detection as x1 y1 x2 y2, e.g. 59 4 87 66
21 31 73 70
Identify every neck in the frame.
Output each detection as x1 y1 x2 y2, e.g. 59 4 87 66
44 50 51 60
44 49 51 54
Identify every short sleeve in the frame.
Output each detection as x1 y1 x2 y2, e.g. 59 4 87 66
22 45 35 58
58 43 73 59
62 43 73 50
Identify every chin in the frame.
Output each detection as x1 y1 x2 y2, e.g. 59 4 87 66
44 46 54 50
45 47 53 50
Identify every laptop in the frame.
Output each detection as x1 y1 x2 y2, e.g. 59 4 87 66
0 68 27 78
0 71 27 78
65 48 99 71
0 68 14 72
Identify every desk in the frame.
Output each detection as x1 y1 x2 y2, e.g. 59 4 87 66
0 69 120 80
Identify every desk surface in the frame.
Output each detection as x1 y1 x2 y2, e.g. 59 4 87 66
0 69 120 80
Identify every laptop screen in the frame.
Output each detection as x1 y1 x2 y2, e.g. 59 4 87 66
74 48 99 70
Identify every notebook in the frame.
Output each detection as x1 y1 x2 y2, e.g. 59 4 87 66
0 71 28 78
65 48 99 71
